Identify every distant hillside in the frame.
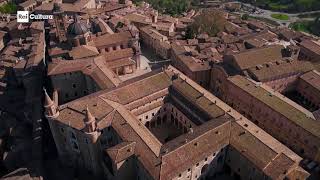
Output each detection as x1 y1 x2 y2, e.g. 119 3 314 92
238 0 320 13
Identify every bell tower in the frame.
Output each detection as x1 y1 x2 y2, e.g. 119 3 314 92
53 3 67 42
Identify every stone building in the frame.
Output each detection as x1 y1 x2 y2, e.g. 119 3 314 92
210 67 320 164
171 43 212 88
223 45 300 75
35 0 96 14
140 26 171 59
47 56 121 104
0 22 46 110
299 39 320 62
239 30 278 49
246 60 314 92
92 31 139 55
295 70 320 112
47 10 143 104
18 0 37 11
45 66 309 180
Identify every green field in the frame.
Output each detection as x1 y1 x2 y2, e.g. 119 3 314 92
271 13 290 20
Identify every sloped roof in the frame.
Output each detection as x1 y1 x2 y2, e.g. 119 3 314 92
171 43 211 72
248 60 314 82
106 141 136 163
48 56 120 89
53 66 306 180
228 75 320 138
299 70 320 92
300 40 320 56
227 45 284 71
93 31 132 48
103 48 134 61
69 45 99 59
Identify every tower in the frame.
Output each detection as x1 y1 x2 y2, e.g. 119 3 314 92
83 106 101 174
152 10 158 23
129 25 141 69
44 88 65 159
53 3 67 42
84 106 96 133
44 89 59 119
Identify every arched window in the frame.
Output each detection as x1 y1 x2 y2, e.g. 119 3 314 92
201 164 209 174
145 121 150 128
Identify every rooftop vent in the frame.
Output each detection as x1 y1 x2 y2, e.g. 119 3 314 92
255 65 263 70
286 58 293 63
267 62 273 67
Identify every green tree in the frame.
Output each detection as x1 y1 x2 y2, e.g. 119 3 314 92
187 9 227 37
310 16 320 36
241 13 249 20
132 0 192 15
185 26 196 39
0 2 17 14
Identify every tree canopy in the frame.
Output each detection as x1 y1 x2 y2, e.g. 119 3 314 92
185 9 227 38
0 2 17 14
290 16 320 36
310 16 320 36
133 0 199 15
239 0 320 13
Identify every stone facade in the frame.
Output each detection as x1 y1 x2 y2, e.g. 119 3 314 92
45 66 309 180
210 68 320 163
295 70 320 111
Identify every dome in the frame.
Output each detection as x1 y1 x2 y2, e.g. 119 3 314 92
67 16 89 35
89 19 101 34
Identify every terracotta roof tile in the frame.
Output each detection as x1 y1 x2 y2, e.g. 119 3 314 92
228 75 320 138
226 45 284 70
248 60 314 82
300 40 320 56
299 70 320 92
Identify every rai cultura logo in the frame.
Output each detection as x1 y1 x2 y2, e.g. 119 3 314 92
17 11 29 23
17 11 53 23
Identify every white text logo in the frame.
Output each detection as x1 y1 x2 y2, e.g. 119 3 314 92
17 11 54 23
17 11 29 23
